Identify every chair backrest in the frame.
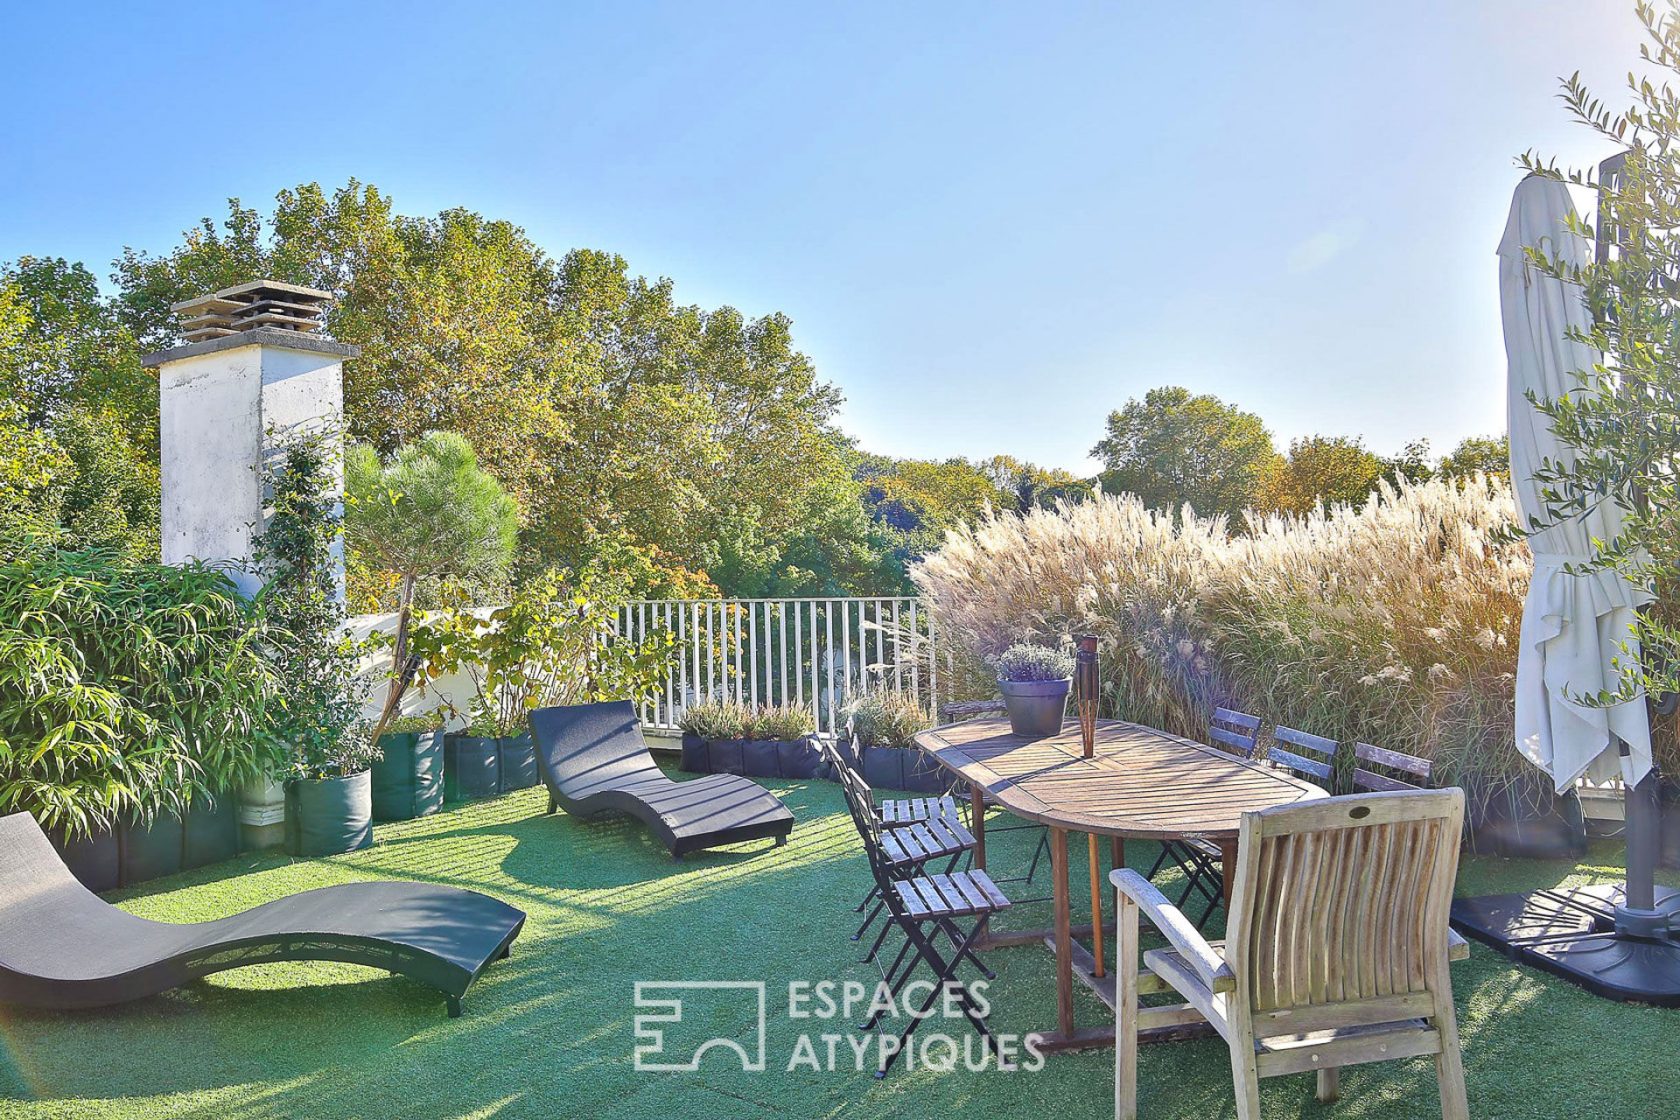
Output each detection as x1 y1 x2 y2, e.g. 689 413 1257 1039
1225 789 1464 1022
1350 741 1433 792
1208 707 1261 758
1267 724 1337 786
527 701 661 806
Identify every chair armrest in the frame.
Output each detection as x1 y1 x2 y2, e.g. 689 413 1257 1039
1448 927 1470 962
1110 868 1236 993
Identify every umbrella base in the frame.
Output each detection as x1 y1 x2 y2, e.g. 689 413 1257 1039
1453 884 1680 1005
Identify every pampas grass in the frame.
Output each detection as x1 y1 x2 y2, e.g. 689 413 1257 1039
914 478 1533 785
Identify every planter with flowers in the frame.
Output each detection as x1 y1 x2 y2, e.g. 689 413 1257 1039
995 644 1076 738
843 692 943 793
678 702 824 779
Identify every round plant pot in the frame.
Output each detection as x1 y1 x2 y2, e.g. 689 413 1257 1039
1000 677 1072 738
182 794 242 870
444 736 502 801
372 730 445 821
286 770 374 857
498 732 539 792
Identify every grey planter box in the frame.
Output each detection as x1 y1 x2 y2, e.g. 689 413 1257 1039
50 823 121 892
444 736 502 801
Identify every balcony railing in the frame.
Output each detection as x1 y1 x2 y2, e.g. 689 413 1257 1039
614 597 937 737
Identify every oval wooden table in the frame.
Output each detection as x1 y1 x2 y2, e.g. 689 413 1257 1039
914 717 1328 1053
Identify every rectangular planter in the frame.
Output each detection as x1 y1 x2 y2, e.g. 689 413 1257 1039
49 823 122 893
707 739 747 776
372 730 445 821
1465 778 1586 860
182 795 242 870
122 812 184 885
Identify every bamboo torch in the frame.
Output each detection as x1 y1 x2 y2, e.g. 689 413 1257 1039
1076 634 1104 976
1076 634 1099 760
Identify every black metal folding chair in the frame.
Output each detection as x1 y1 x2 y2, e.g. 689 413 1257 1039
833 752 1010 1077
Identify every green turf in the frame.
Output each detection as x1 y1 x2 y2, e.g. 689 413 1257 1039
1 769 1674 1119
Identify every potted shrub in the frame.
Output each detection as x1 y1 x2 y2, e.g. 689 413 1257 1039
753 704 824 779
995 644 1076 738
679 702 822 778
411 564 675 800
254 430 379 858
371 710 447 821
679 700 752 775
844 692 940 793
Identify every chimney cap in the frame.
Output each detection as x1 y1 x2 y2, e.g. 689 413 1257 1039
168 279 333 313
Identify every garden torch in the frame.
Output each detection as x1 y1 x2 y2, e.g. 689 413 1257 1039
1076 634 1098 760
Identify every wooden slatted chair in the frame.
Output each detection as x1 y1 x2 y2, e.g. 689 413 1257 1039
832 753 1010 1077
1351 741 1433 792
1145 707 1266 927
1266 724 1338 787
1112 789 1471 1120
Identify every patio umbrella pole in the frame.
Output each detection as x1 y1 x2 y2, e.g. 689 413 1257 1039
1619 738 1664 934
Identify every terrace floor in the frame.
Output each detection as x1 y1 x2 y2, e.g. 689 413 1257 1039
2 768 1676 1120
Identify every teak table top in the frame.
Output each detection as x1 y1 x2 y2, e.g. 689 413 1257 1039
914 717 1326 840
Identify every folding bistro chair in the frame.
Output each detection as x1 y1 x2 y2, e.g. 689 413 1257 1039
1112 789 1471 1120
821 740 982 968
833 753 1011 1077
937 699 1053 893
1145 707 1262 928
1266 724 1338 787
1349 740 1433 792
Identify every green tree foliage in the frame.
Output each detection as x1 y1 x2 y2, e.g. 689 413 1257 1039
1380 438 1436 488
113 182 858 595
1520 3 1680 707
1439 434 1510 481
977 454 1092 512
345 431 519 712
253 430 371 778
1091 386 1276 519
1257 435 1386 516
0 260 158 556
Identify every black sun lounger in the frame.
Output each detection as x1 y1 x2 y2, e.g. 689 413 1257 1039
0 812 524 1017
530 700 794 858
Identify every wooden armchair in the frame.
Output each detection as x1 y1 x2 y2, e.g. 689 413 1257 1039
1111 789 1470 1120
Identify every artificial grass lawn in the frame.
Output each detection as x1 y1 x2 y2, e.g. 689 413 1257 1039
1 768 1676 1120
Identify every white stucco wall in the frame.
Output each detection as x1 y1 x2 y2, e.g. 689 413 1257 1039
157 338 348 597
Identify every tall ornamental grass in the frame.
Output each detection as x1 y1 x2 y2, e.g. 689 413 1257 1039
914 478 1543 790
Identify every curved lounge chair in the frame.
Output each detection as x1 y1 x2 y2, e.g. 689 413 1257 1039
530 700 794 859
0 812 524 1017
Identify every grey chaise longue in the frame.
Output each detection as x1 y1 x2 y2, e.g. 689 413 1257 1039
0 811 524 1017
530 700 794 858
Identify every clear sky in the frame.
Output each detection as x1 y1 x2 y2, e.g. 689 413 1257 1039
0 0 1647 473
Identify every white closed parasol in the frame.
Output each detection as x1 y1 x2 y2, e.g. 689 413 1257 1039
1499 173 1652 792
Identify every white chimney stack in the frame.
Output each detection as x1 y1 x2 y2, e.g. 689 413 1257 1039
142 280 360 597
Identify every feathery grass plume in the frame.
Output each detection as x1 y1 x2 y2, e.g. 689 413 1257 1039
914 477 1542 789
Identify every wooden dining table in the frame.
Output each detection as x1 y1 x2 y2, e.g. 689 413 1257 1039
913 717 1328 1053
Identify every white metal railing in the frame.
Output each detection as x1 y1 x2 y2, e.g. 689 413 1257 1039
614 597 936 737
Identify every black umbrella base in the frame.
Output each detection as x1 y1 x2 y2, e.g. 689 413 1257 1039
1452 884 1680 1005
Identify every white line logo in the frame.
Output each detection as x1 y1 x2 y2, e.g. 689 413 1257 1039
633 981 768 1072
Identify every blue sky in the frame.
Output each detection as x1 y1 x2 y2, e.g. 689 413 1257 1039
0 1 1643 473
